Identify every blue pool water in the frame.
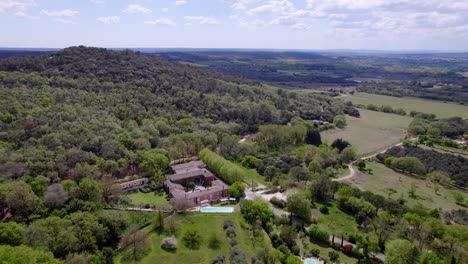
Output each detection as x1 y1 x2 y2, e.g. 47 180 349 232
200 207 234 213
306 260 316 264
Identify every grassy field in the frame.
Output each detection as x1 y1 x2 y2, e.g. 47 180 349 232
321 109 412 155
233 162 268 186
341 93 468 119
127 191 170 206
134 209 272 264
315 202 358 236
346 162 466 211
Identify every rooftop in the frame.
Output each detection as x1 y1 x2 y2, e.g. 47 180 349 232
171 160 205 173
168 168 214 182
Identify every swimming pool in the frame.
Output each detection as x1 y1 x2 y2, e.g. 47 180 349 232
200 207 234 213
305 259 317 264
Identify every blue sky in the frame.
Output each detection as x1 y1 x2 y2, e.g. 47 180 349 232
1 0 468 50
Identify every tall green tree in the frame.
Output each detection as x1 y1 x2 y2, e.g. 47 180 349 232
286 192 311 223
0 222 24 246
385 239 419 264
0 181 41 222
0 245 59 264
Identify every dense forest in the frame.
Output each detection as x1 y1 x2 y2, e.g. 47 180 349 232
2 49 466 102
0 46 354 182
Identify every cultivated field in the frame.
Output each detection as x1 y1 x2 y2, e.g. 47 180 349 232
136 210 271 264
342 93 468 119
321 109 412 155
346 162 466 211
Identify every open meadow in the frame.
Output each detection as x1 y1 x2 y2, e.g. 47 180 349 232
321 109 412 155
346 162 466 211
341 93 468 119
132 210 272 264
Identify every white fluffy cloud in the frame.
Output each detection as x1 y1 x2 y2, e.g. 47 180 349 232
304 0 468 36
229 0 259 10
185 16 218 25
14 11 38 19
54 18 76 24
247 0 293 15
124 4 152 14
175 0 188 6
0 0 35 14
145 18 175 26
40 9 78 17
96 16 120 24
231 0 468 37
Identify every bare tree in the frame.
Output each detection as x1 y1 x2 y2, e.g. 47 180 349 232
101 175 122 204
171 197 194 212
120 228 150 262
44 183 68 209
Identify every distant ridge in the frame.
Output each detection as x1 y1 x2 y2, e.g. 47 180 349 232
1 47 467 55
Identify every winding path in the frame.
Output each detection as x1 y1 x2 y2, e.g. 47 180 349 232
332 142 404 182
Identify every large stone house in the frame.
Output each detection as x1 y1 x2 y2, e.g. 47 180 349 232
165 161 228 205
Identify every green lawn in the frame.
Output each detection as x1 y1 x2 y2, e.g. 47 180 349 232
132 209 272 264
341 93 468 119
346 162 466 211
315 202 358 237
321 109 412 155
127 191 170 206
233 162 268 186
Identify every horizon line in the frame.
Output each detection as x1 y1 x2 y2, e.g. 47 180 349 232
1 46 468 54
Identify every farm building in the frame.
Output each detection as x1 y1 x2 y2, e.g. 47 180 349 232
119 178 149 191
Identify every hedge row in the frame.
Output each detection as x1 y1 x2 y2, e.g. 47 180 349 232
199 148 244 185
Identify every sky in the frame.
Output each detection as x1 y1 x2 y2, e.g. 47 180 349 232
1 0 468 50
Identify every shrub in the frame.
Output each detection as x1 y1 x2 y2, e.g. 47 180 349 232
328 251 340 262
347 233 357 244
223 219 234 230
270 197 286 208
349 247 364 259
241 155 259 169
310 248 320 257
275 216 290 226
161 237 177 250
229 245 248 264
342 244 353 254
226 226 237 238
319 206 329 214
228 182 245 199
182 228 202 249
212 255 226 264
290 244 300 255
208 232 222 249
229 238 238 247
308 226 329 243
